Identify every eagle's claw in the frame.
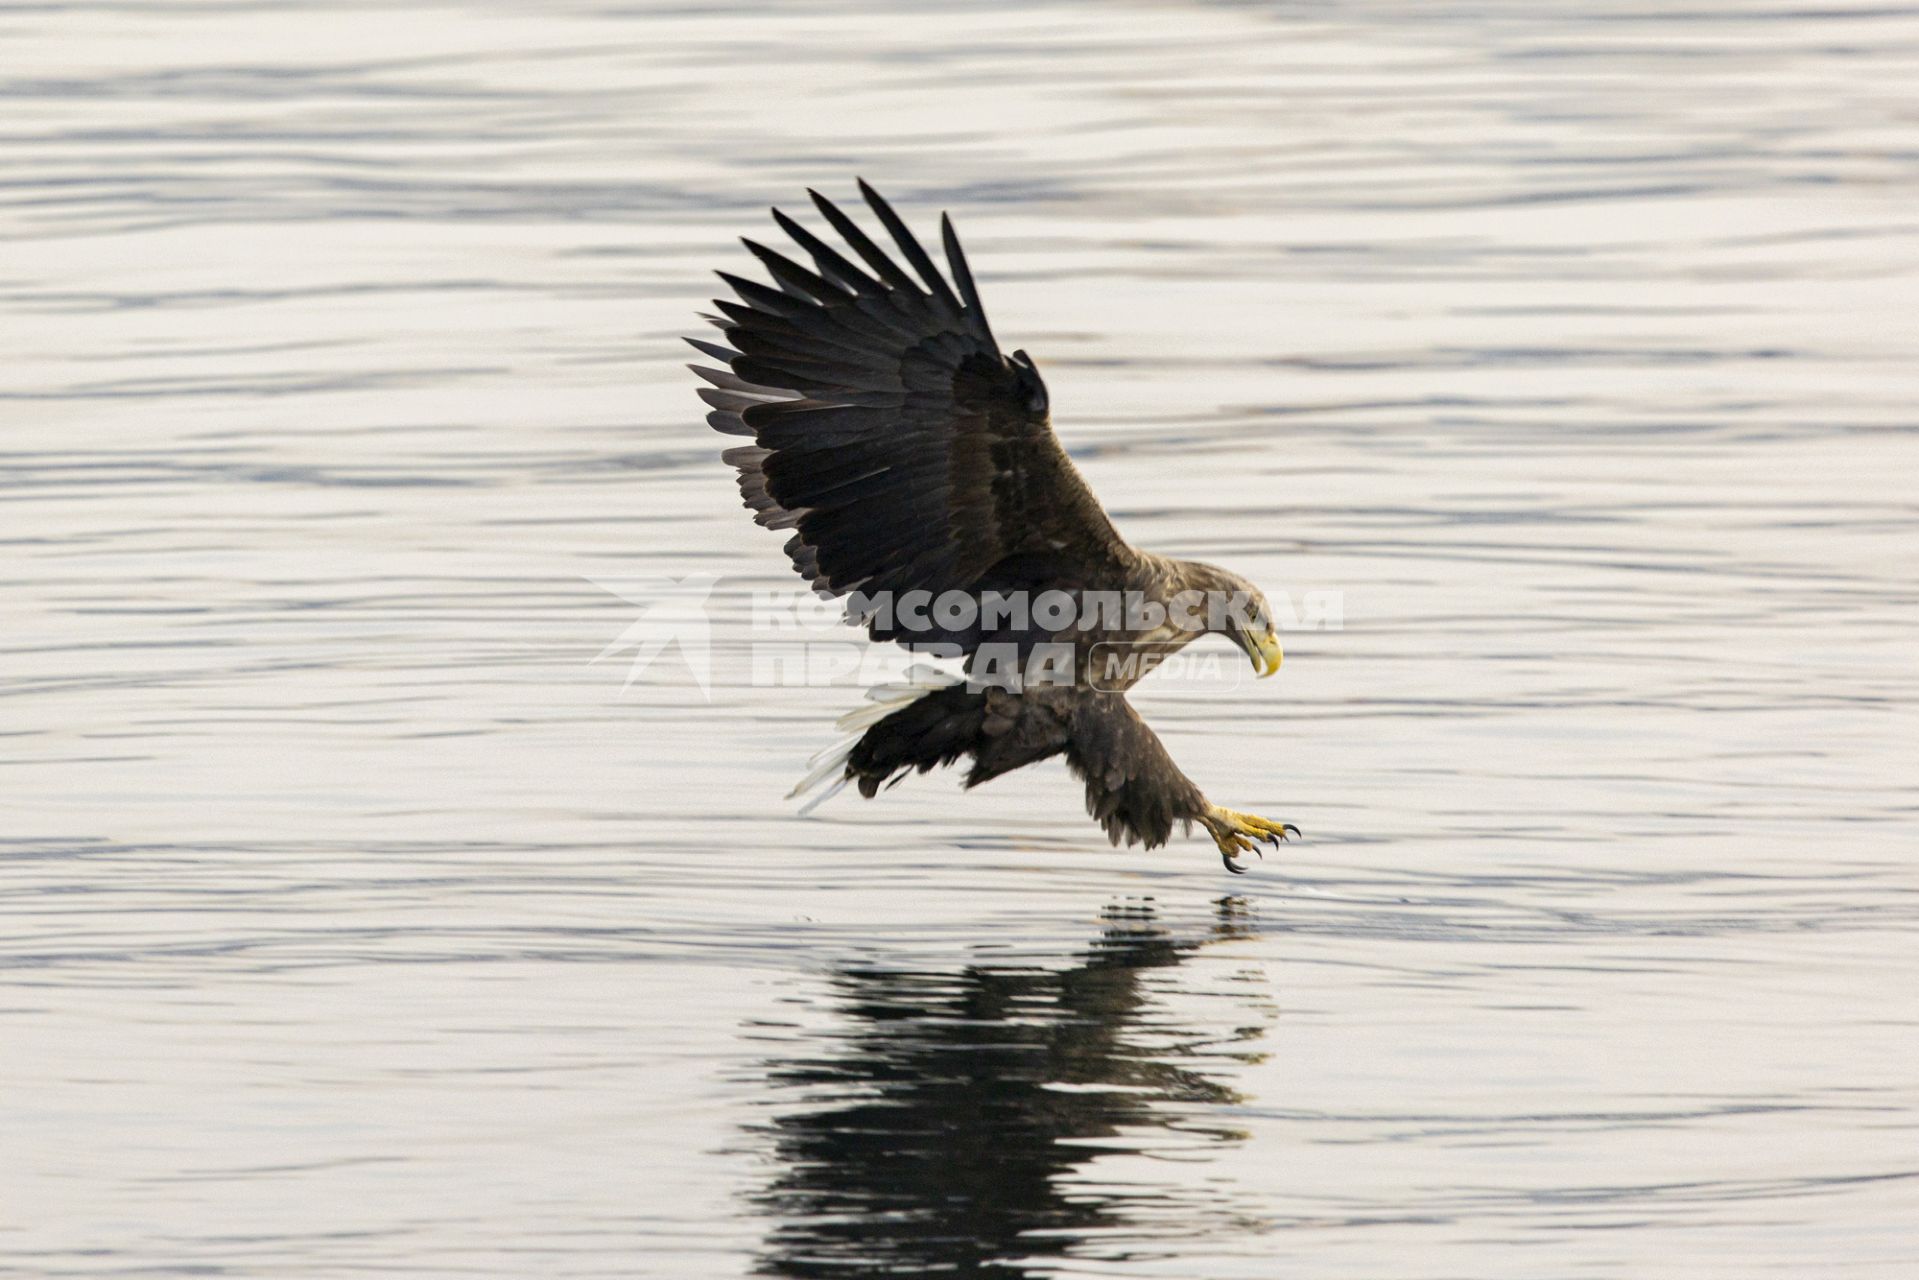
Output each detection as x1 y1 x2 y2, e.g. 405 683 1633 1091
1203 807 1300 874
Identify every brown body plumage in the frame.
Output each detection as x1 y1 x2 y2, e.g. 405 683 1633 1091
693 182 1298 871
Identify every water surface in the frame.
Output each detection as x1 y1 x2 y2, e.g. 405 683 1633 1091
5 2 1918 1275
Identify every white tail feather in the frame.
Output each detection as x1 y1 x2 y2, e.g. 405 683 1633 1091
796 775 849 816
835 687 926 733
789 666 964 810
788 739 855 800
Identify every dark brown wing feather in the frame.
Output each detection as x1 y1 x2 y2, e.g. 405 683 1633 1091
693 181 1131 622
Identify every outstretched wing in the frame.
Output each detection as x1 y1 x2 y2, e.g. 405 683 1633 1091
1063 693 1210 850
694 181 1132 616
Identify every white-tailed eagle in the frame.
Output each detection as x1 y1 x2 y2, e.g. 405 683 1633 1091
692 182 1298 872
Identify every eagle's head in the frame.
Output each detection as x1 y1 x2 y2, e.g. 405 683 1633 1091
1171 560 1283 679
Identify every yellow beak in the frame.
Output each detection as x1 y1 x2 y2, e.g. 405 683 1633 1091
1248 628 1283 678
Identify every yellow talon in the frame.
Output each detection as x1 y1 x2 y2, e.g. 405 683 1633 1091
1201 806 1301 873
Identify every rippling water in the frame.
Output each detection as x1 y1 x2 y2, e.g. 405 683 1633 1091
7 2 1919 1275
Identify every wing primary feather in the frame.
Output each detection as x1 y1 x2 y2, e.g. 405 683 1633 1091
706 409 752 437
771 207 878 296
684 336 740 364
858 178 963 313
712 295 905 350
717 270 812 319
731 326 899 381
741 237 847 304
721 300 902 371
808 188 923 295
696 385 790 410
689 362 790 396
940 212 996 350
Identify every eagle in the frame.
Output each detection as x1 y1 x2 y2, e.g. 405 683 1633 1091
692 181 1299 872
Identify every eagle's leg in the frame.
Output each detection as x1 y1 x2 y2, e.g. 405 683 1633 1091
1200 806 1302 874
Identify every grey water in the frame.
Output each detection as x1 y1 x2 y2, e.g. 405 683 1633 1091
5 2 1918 1275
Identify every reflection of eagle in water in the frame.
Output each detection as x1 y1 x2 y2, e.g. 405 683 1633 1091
747 902 1267 1277
693 181 1299 871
